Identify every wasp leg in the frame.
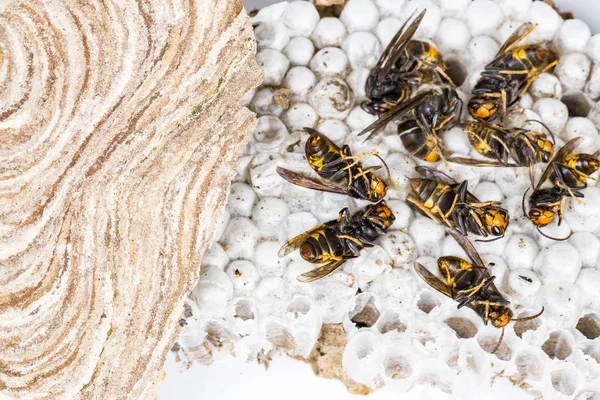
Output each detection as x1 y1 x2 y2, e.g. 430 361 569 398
406 195 448 226
517 60 559 98
457 276 494 307
337 234 364 248
556 181 586 205
419 60 456 87
468 208 488 236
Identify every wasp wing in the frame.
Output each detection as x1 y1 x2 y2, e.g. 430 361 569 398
448 229 485 267
376 9 426 81
358 89 434 142
278 222 332 258
448 157 518 168
535 137 583 190
414 262 453 299
277 167 348 195
415 165 458 185
496 22 536 56
297 258 347 282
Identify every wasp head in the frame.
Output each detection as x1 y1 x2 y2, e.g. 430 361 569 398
489 305 513 328
528 206 555 227
531 133 554 163
483 207 509 237
368 176 388 201
365 200 395 230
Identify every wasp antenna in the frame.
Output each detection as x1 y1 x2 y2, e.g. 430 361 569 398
522 188 530 219
536 226 573 241
475 234 504 243
373 153 391 182
491 326 504 355
512 307 545 322
525 119 556 144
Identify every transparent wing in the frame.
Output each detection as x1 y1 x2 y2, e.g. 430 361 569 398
277 167 348 196
496 22 536 56
358 89 434 141
376 9 426 80
535 137 583 190
297 258 347 282
448 229 485 267
414 262 453 299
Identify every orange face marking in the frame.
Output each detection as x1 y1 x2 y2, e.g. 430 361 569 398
491 308 512 328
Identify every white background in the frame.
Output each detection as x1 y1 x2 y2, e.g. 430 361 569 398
159 1 599 399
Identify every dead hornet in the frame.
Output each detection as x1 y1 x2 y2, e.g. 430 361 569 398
453 119 555 185
276 128 390 201
415 229 544 353
407 166 509 241
468 22 558 122
279 200 395 282
523 137 600 240
359 87 466 165
362 9 454 115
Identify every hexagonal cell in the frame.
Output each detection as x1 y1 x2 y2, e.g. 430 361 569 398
234 299 255 321
576 313 600 340
349 293 380 328
562 91 592 117
581 341 600 363
513 310 541 338
444 317 478 339
445 57 468 87
551 367 580 396
515 351 544 381
265 322 296 351
417 291 441 314
287 296 311 317
376 310 407 334
382 354 413 380
542 331 573 360
477 334 512 361
205 320 234 347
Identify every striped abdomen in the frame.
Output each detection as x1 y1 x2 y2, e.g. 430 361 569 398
299 228 345 264
408 179 458 221
398 119 442 162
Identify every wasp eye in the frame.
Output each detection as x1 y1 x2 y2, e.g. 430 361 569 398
492 226 501 236
530 210 541 217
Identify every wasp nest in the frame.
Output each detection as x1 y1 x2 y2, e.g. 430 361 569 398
0 0 261 398
175 0 600 397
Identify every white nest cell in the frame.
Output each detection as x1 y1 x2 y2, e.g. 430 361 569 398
177 0 600 396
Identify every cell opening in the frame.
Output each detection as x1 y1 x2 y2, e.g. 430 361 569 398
234 299 255 321
417 292 441 314
349 294 380 328
576 313 600 340
444 317 478 339
562 91 592 117
542 331 573 360
445 57 468 87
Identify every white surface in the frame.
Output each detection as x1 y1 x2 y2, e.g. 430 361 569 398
159 352 535 400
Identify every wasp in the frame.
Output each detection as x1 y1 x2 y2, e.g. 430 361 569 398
362 9 454 115
468 22 558 122
453 120 555 185
359 87 467 165
276 128 389 201
523 137 600 239
415 229 544 353
407 166 509 240
278 201 395 282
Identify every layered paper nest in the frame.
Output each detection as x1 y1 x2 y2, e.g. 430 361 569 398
0 0 261 398
176 0 600 398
